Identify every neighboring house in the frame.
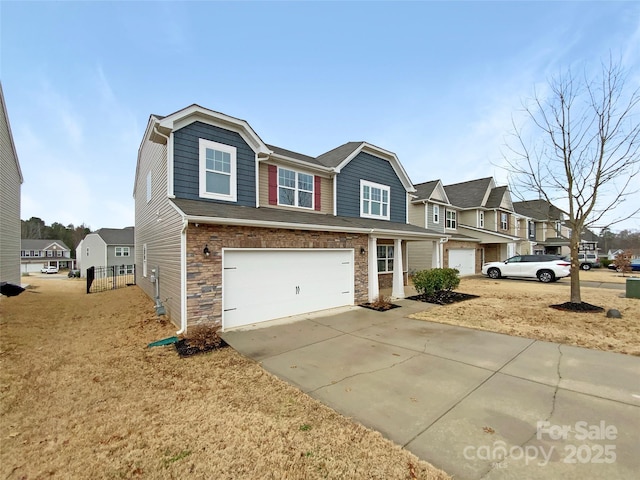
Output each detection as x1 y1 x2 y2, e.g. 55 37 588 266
0 82 24 285
77 227 135 277
607 249 624 260
513 199 572 256
134 104 444 332
578 227 600 257
20 239 73 273
407 179 477 275
409 177 528 275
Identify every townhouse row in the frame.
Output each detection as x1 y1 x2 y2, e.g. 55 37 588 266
133 104 586 333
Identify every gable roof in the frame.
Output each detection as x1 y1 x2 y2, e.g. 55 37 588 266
485 186 508 209
512 199 564 221
266 144 321 166
444 177 494 208
315 142 363 168
171 198 445 239
21 239 70 250
95 227 134 245
413 180 439 200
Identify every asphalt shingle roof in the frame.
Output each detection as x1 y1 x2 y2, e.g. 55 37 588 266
315 142 364 168
21 239 70 250
266 144 323 166
444 177 493 208
171 198 445 238
412 180 439 201
512 199 564 220
485 186 508 209
96 227 134 245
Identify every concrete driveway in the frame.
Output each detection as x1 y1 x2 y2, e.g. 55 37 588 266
222 300 640 480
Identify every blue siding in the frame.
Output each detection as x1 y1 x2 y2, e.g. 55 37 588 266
336 152 406 222
173 121 255 206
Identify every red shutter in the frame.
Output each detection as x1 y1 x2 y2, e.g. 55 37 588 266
314 176 321 211
268 165 277 205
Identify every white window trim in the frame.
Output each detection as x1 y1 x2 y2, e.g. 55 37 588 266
277 167 314 209
446 209 457 229
501 212 508 230
199 138 237 202
115 246 130 257
377 244 394 273
360 179 391 221
433 204 440 224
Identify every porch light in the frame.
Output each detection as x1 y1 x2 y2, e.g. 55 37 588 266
360 247 366 255
203 245 210 257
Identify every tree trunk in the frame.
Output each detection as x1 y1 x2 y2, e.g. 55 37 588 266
569 235 582 304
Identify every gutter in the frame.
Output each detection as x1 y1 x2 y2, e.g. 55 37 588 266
181 213 444 240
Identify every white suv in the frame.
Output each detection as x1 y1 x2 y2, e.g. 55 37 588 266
481 255 571 283
41 266 59 274
577 252 599 270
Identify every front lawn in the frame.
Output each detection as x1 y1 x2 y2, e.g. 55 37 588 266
0 276 448 479
409 276 640 356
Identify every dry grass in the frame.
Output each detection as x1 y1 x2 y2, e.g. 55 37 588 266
0 276 449 480
410 276 640 356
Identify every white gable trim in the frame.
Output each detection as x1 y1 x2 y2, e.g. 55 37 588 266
333 142 416 193
158 105 270 155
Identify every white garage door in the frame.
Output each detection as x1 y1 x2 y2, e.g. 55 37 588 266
222 249 354 330
448 248 476 276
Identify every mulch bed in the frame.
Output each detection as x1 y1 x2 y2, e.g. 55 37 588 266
407 291 479 305
550 302 604 313
359 302 402 312
174 338 229 358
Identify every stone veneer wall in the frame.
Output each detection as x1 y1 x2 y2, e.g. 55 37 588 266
443 240 483 274
186 224 369 327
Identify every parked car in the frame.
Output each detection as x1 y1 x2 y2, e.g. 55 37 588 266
577 252 600 270
481 255 571 283
41 266 59 274
608 259 640 272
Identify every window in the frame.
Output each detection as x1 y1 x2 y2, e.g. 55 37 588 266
118 265 134 275
433 205 439 223
56 250 62 257
479 211 484 228
377 245 394 272
446 209 457 229
115 247 130 257
146 171 152 203
501 212 508 230
278 168 313 209
361 180 390 220
199 139 237 201
46 250 53 257
528 221 535 237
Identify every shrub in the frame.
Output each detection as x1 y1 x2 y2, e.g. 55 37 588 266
370 295 393 310
185 324 223 351
600 258 612 268
412 268 460 298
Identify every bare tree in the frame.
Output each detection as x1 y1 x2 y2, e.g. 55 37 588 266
504 58 640 304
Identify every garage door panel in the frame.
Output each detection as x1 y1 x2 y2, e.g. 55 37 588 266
448 249 475 276
223 249 354 329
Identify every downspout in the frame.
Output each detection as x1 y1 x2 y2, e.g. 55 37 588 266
176 217 188 335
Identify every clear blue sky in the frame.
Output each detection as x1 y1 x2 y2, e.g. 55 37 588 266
2 1 638 233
